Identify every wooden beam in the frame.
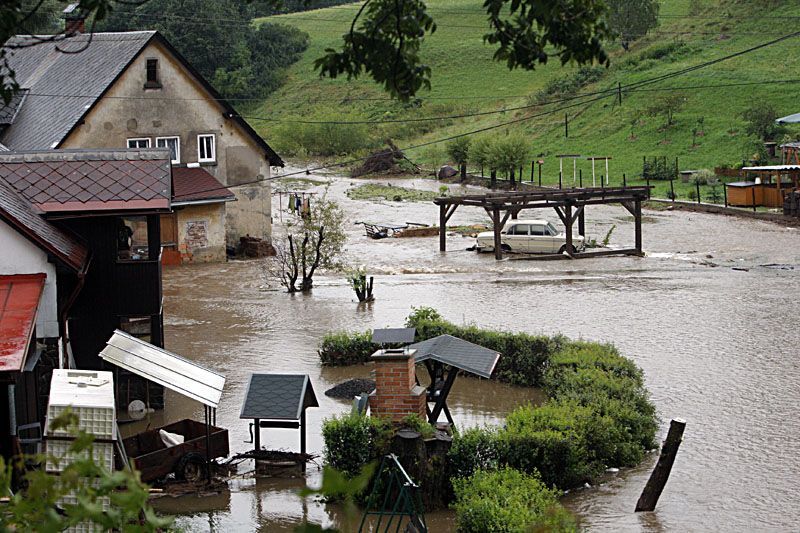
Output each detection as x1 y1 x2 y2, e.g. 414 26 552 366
493 208 503 260
564 203 574 253
439 204 447 252
620 201 636 216
636 419 686 512
578 206 585 236
428 366 459 424
634 200 642 254
553 206 567 226
444 204 458 223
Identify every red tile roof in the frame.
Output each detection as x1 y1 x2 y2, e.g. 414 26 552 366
0 273 45 373
0 178 89 272
171 167 236 205
0 149 171 213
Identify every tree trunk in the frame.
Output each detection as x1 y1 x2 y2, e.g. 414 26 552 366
301 226 325 292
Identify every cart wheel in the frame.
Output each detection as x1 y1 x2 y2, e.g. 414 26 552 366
176 452 207 483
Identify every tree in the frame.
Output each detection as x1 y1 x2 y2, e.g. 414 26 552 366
470 136 492 177
646 94 686 129
0 411 171 530
446 137 470 179
741 101 784 141
606 0 660 50
266 196 346 293
488 134 529 179
2 0 612 103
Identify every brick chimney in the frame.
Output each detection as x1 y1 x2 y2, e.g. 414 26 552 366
370 348 427 423
63 3 86 35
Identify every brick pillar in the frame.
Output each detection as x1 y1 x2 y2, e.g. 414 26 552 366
369 348 427 423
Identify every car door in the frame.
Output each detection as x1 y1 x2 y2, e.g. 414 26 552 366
528 224 551 253
504 223 529 251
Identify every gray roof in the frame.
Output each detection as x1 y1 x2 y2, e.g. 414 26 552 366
0 89 28 125
409 334 501 379
1 32 156 150
240 374 318 420
776 112 800 124
372 328 416 344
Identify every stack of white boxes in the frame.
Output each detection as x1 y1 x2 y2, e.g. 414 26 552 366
45 369 116 527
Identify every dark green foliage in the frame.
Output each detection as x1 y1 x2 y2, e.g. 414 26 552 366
446 136 471 166
534 66 606 104
318 330 374 365
447 427 502 480
99 1 308 100
452 468 576 533
741 100 785 141
606 0 660 50
321 413 391 478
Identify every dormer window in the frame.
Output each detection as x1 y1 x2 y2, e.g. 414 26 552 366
144 58 161 89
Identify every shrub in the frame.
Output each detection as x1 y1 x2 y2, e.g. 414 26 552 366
318 330 375 365
322 413 391 478
534 66 605 104
452 468 576 533
448 427 502 480
446 137 471 166
400 413 434 439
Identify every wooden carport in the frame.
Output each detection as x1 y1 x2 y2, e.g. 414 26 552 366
435 186 651 260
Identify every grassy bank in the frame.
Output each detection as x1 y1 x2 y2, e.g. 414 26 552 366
346 183 439 202
251 0 800 180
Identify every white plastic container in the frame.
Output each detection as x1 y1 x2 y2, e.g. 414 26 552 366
46 370 116 440
45 439 115 473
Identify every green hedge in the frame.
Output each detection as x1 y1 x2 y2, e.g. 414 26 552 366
452 468 577 533
321 413 391 478
318 330 374 366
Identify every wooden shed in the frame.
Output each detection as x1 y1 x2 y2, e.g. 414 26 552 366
726 165 800 207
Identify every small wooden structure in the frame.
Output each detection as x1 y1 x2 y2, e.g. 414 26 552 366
727 165 800 207
409 335 500 425
434 186 651 260
240 374 318 473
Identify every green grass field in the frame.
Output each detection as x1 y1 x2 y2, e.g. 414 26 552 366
250 0 800 197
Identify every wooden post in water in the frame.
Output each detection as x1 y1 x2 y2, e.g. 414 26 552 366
492 208 503 260
439 204 447 252
634 200 642 255
490 169 497 189
636 418 686 512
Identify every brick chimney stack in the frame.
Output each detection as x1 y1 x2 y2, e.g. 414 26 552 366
369 348 427 423
63 3 86 35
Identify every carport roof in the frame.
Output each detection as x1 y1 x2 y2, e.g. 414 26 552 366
409 334 501 379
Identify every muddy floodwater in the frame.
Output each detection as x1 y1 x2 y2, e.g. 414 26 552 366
143 173 800 532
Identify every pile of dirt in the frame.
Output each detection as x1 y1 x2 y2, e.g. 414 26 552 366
351 140 416 177
324 378 376 399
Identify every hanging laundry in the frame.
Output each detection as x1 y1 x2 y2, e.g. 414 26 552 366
301 197 311 219
295 195 302 214
288 194 295 213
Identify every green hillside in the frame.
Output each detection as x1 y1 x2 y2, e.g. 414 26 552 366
249 0 800 189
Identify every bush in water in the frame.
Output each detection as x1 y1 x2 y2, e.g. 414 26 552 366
318 330 375 366
452 467 577 533
321 412 391 479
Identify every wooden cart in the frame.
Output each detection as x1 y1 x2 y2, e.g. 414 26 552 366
122 418 229 483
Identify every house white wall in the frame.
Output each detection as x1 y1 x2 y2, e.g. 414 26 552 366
0 219 59 338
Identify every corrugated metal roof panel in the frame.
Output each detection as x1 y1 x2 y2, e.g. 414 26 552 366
99 330 225 408
0 273 45 373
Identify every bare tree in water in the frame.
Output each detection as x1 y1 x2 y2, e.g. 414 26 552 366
266 196 346 293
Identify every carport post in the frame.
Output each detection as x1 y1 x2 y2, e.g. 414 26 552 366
439 204 447 252
254 418 261 452
634 200 642 254
300 409 307 456
492 208 503 260
578 207 585 237
565 203 573 253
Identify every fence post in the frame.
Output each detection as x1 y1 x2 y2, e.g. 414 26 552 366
559 171 563 189
623 173 627 188
696 180 701 204
531 161 535 183
490 169 497 189
538 163 542 187
751 186 756 212
723 180 728 207
670 179 675 202
579 169 583 188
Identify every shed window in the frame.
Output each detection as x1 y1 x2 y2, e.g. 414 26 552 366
156 136 180 164
197 134 215 163
144 58 161 89
117 216 149 261
127 138 150 149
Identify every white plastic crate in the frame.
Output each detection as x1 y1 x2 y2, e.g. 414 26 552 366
58 493 110 512
46 370 116 440
45 439 114 473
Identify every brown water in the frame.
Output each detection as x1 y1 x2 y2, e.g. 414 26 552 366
145 173 800 532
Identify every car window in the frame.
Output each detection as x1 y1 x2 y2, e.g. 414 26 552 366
530 225 545 236
509 224 529 235
546 223 558 236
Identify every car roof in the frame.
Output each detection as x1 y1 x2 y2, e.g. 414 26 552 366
509 219 552 225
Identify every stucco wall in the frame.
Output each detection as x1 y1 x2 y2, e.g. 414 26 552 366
0 219 59 338
60 39 273 245
176 203 227 262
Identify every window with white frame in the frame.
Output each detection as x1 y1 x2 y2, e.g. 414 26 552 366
127 138 150 149
156 136 180 164
197 134 215 163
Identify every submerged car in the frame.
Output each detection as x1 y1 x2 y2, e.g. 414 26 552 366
475 219 585 254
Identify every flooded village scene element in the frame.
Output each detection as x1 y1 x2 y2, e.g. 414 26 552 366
0 1 799 532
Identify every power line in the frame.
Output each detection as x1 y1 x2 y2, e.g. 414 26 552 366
164 29 800 198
